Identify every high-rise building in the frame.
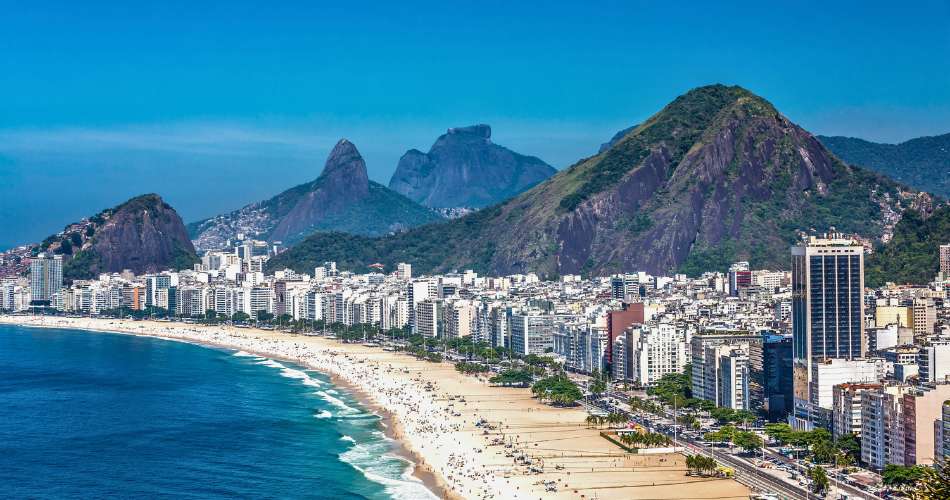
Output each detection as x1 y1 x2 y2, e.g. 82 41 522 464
912 298 936 338
610 274 639 300
762 333 794 421
792 232 865 429
443 300 474 339
605 302 644 368
691 331 763 411
940 244 950 278
832 383 880 440
920 341 950 384
415 299 442 338
510 312 555 356
29 253 63 304
396 263 412 280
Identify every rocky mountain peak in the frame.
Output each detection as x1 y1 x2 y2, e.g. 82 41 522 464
446 124 492 140
319 139 369 188
389 125 555 209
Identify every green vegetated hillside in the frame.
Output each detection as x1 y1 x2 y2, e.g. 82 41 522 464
35 194 199 282
269 85 915 277
866 205 950 286
820 133 950 198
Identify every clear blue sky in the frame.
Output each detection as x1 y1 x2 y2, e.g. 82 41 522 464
1 1 949 248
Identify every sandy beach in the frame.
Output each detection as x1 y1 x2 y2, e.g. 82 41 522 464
0 315 751 500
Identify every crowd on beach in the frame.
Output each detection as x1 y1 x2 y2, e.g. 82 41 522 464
0 316 751 500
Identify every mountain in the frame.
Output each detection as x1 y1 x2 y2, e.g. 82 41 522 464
388 124 556 209
188 139 441 250
819 133 950 198
598 124 636 153
865 204 947 287
268 85 921 277
34 194 199 281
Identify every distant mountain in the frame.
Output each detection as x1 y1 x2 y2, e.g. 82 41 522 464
269 85 921 277
188 139 441 251
388 125 556 209
34 194 199 281
866 204 947 287
819 133 950 197
598 124 636 153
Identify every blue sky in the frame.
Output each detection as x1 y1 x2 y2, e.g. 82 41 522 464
1 1 949 248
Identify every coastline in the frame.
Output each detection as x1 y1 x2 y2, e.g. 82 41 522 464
0 315 751 500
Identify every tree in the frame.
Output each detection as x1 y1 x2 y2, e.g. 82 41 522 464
764 423 794 445
232 311 250 323
835 433 861 464
808 466 829 495
489 369 533 387
918 461 950 500
882 464 927 489
256 311 274 322
589 370 608 398
733 431 763 454
532 375 583 406
205 309 217 322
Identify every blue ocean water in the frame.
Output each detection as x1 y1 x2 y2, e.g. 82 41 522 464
0 325 436 499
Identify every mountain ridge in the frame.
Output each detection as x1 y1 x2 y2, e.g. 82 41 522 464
268 85 922 277
819 133 950 198
189 139 440 250
388 124 556 209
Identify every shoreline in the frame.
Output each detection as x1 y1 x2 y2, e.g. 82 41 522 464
0 317 450 499
0 315 752 500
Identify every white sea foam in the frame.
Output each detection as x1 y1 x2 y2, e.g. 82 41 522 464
315 410 333 419
326 389 339 395
340 435 356 443
232 350 259 358
340 439 438 500
255 359 324 388
256 359 285 369
317 390 357 413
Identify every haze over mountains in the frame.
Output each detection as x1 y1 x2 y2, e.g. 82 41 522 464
269 84 926 277
388 125 556 209
819 133 950 198
187 140 441 251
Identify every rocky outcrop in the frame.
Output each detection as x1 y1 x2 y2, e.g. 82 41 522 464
388 124 556 208
270 85 918 277
189 139 439 250
54 194 198 280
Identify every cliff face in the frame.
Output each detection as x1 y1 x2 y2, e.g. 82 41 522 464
52 194 198 281
388 124 556 209
189 139 440 250
270 85 921 277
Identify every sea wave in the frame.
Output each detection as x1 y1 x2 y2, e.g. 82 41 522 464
315 410 333 419
340 435 356 443
340 438 438 500
317 390 358 413
255 359 323 388
232 350 260 358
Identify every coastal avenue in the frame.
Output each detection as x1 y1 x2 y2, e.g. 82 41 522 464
592 394 878 500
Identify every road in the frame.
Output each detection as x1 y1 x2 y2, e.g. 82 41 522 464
593 395 878 500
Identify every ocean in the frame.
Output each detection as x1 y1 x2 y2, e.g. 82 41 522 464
0 324 436 499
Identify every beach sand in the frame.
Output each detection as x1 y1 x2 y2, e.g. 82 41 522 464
0 315 751 500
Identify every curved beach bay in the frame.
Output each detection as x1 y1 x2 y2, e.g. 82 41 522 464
0 316 751 499
0 323 435 500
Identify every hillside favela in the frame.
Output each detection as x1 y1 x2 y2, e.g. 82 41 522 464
3 3 950 500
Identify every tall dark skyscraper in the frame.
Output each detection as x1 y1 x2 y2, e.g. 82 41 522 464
791 233 865 429
762 332 793 422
